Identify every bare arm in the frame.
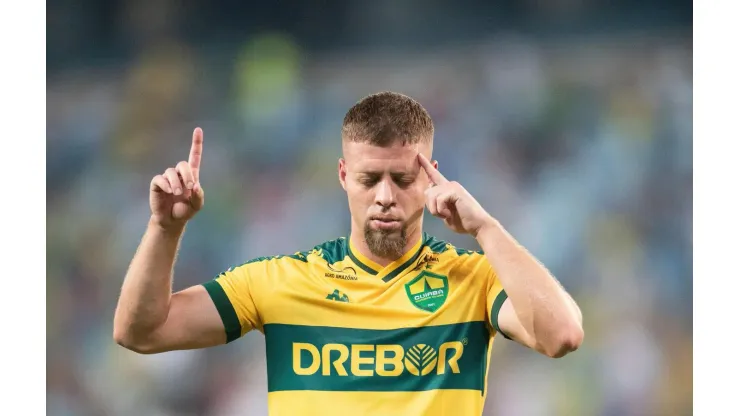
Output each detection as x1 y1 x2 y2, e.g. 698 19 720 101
113 128 225 354
477 221 583 358
417 152 583 359
113 220 225 354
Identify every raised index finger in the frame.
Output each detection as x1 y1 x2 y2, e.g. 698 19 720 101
188 127 204 182
417 153 448 185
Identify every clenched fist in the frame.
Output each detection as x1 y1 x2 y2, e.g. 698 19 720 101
149 128 205 230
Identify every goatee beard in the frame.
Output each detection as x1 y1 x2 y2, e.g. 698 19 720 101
364 222 407 260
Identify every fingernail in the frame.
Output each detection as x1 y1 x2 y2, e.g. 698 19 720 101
174 188 182 195
187 182 194 190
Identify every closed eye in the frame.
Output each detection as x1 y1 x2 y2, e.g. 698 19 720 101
358 174 381 188
357 173 415 188
392 174 416 188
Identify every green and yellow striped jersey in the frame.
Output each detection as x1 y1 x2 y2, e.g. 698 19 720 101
203 233 509 416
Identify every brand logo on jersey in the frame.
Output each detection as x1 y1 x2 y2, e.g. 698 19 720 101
405 271 448 312
292 341 464 377
326 289 349 302
411 253 439 271
404 344 441 376
325 263 358 281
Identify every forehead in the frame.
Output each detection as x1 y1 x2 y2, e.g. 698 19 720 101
343 141 429 173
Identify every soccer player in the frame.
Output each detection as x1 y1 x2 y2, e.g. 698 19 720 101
113 92 583 416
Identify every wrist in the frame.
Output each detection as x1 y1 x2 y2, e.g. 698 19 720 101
148 216 186 237
474 216 501 242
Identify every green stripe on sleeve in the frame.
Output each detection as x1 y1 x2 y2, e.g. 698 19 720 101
490 290 512 340
203 280 242 343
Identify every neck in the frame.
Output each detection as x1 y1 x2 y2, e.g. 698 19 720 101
350 223 424 267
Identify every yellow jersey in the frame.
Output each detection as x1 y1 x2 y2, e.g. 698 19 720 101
203 233 509 416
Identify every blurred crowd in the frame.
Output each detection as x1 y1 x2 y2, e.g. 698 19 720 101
47 2 692 415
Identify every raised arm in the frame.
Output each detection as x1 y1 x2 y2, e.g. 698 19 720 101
477 223 583 358
418 152 583 358
113 128 225 354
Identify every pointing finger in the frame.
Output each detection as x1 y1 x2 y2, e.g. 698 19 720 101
189 127 204 184
417 153 448 185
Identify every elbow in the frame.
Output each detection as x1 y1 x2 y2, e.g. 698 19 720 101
543 323 584 359
112 326 141 353
113 326 160 355
112 319 129 347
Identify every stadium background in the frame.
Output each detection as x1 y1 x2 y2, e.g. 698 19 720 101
46 1 692 415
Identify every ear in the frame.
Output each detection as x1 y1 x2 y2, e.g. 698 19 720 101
338 158 347 191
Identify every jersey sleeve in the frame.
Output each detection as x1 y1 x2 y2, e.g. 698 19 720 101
202 262 264 343
482 257 512 340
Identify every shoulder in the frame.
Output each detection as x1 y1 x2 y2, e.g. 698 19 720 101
424 233 484 258
226 236 349 273
308 236 350 265
423 233 489 271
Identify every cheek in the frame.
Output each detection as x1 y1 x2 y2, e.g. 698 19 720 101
401 187 427 209
347 186 373 210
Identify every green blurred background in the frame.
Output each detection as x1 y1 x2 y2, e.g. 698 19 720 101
47 1 692 415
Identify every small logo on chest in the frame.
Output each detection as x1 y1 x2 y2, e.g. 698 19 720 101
326 289 350 302
411 253 439 272
404 271 449 312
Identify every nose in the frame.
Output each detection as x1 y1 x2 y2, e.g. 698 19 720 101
374 179 395 208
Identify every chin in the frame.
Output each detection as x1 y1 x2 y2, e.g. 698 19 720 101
364 220 408 259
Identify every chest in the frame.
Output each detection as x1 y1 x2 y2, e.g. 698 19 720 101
257 260 488 331
257 258 493 392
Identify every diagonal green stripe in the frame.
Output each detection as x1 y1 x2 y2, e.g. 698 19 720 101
203 280 241 343
382 242 426 283
347 249 379 275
